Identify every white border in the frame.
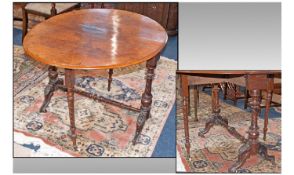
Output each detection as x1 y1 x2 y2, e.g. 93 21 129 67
2 0 294 174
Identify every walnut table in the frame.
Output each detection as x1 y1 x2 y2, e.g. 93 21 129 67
23 9 168 150
177 70 280 172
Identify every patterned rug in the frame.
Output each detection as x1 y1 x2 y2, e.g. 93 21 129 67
176 87 281 173
13 45 177 157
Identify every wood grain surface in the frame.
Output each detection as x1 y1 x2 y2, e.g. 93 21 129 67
23 9 167 69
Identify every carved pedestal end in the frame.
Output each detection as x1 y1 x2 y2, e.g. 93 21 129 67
198 117 215 137
198 84 221 137
229 89 275 172
132 107 149 145
40 66 63 113
65 69 77 149
198 84 246 143
133 56 158 145
229 142 251 173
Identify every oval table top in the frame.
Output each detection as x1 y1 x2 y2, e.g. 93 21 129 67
23 9 168 69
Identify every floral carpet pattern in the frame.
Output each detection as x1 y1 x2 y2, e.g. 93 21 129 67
177 88 281 173
14 45 176 157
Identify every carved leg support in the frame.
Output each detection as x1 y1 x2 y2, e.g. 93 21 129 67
198 84 246 142
107 69 113 91
229 142 251 173
229 89 275 172
198 84 220 136
65 69 77 150
133 55 158 145
39 66 63 113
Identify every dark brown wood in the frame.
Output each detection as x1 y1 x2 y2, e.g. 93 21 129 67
224 82 246 106
193 85 199 122
198 84 246 143
50 3 57 15
23 8 167 149
177 71 279 172
107 69 113 91
23 9 168 70
21 7 28 41
133 55 159 145
223 82 227 100
180 74 191 157
244 89 249 109
263 90 272 141
166 3 178 35
115 2 178 35
229 87 275 172
39 66 63 113
263 75 274 141
65 69 77 150
56 84 140 113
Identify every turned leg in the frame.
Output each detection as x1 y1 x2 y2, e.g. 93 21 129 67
198 84 220 137
65 69 77 150
22 7 28 42
229 89 261 172
193 85 199 122
263 90 272 141
181 74 191 157
133 55 158 145
248 89 261 154
107 69 113 91
40 66 63 113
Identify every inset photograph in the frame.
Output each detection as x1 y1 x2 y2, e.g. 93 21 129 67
176 71 281 173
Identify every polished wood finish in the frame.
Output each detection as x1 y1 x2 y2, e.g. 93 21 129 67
198 84 246 143
23 9 168 70
133 55 159 144
180 74 190 157
65 69 77 150
107 69 113 91
177 71 279 172
229 74 275 172
24 9 167 148
56 84 141 113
